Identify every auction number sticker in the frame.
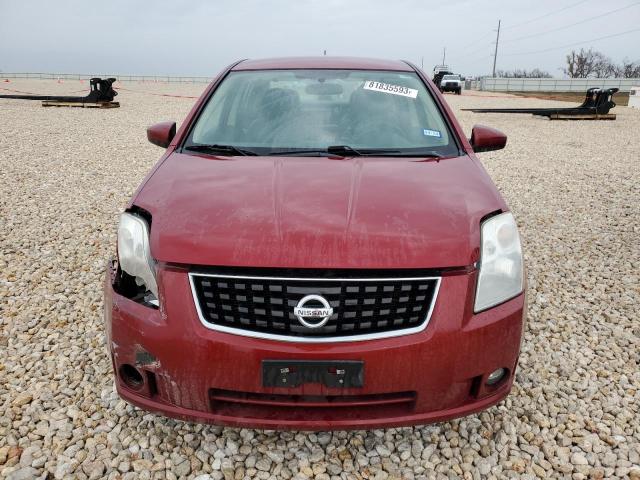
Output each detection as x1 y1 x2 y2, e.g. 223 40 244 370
363 81 418 98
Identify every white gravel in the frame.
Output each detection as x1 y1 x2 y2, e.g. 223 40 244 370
1 79 639 480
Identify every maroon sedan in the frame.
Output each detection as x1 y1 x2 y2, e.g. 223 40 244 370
105 57 526 430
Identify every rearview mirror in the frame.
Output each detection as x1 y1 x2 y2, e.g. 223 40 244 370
147 121 176 148
305 83 344 96
470 125 507 153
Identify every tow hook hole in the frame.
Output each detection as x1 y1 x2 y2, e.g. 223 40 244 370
119 364 145 390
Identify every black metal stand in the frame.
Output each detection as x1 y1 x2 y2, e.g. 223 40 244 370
0 78 119 107
462 88 618 118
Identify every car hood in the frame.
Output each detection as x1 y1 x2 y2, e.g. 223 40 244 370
134 152 506 269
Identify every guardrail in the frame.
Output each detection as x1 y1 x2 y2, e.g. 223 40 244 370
0 72 214 83
479 77 639 93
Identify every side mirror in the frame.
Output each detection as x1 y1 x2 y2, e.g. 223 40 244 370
147 121 176 148
470 125 507 153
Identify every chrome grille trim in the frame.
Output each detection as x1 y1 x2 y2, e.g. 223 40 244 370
188 272 441 343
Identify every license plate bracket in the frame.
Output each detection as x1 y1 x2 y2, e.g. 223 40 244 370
262 360 364 388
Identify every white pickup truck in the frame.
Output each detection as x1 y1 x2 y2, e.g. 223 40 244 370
439 74 462 95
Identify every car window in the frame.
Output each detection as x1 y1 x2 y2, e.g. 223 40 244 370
187 69 459 156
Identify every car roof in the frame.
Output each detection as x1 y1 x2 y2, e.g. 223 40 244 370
232 56 414 72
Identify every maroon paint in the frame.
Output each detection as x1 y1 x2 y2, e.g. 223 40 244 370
470 125 508 153
106 57 524 429
127 59 244 205
234 56 414 72
134 153 505 269
105 263 525 430
146 121 176 148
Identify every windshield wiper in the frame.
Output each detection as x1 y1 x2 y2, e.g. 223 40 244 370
400 150 444 158
327 146 444 158
327 145 364 156
184 144 258 156
264 149 336 157
265 146 445 158
266 146 393 157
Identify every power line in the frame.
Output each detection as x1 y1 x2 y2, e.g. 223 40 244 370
452 26 502 61
454 30 495 53
451 42 494 61
501 27 640 55
502 0 591 30
450 0 595 62
503 1 640 43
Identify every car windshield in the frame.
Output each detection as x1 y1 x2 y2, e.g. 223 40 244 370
443 75 459 80
185 69 459 156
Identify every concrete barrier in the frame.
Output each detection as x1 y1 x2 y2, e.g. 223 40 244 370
629 86 640 109
480 77 640 93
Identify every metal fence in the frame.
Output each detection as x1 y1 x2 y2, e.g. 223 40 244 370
479 77 640 93
0 72 214 83
4 72 639 92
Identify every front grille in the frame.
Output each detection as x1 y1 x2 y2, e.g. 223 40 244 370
209 389 417 420
189 272 440 341
211 389 417 407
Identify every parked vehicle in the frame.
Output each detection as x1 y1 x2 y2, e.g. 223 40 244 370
432 65 452 90
439 74 462 94
105 56 526 430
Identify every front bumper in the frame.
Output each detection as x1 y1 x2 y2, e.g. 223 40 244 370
441 84 461 92
105 261 525 430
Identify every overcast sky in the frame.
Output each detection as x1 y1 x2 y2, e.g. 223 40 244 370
1 0 639 77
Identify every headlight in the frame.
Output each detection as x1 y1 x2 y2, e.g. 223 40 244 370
474 212 523 312
117 212 158 299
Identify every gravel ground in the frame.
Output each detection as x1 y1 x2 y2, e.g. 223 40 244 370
1 79 639 480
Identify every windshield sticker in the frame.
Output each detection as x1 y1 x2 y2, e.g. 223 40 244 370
423 129 442 138
363 81 418 99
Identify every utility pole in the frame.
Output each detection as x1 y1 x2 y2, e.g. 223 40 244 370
421 56 424 69
492 20 501 77
442 48 446 65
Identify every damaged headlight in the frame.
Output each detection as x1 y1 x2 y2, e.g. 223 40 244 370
474 212 524 312
117 212 158 301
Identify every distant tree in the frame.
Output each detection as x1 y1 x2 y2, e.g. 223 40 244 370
564 48 616 78
613 58 640 78
496 68 552 78
565 48 595 77
592 53 616 78
529 68 553 78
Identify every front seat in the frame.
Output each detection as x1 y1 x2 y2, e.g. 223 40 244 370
250 88 301 145
345 87 409 148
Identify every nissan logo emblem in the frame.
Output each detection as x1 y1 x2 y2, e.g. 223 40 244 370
293 295 333 328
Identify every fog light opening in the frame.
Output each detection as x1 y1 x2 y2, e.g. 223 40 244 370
119 364 145 390
486 368 507 386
